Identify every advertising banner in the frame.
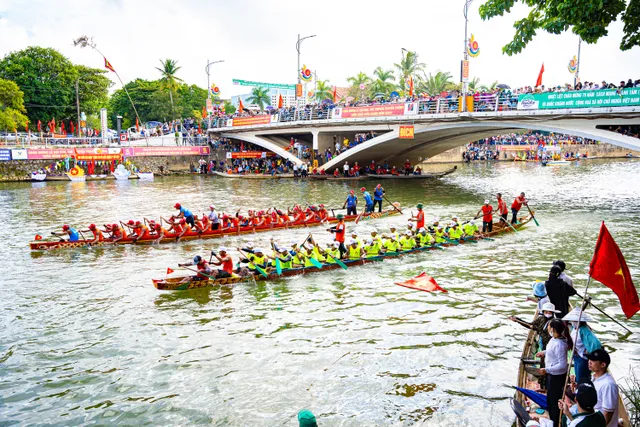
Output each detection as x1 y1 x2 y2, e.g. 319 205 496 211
399 125 415 139
225 151 276 159
496 145 537 151
231 115 272 127
0 149 11 161
11 149 27 160
232 79 296 90
332 103 406 119
517 88 640 110
121 146 210 157
27 148 121 160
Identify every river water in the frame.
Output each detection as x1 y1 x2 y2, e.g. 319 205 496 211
1 159 638 426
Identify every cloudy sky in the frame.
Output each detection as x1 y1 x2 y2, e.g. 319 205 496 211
1 0 637 97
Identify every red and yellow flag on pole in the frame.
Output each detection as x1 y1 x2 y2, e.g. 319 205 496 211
277 94 283 109
104 57 116 73
202 106 208 119
333 86 337 103
589 222 639 319
535 63 545 87
238 99 244 113
135 117 140 132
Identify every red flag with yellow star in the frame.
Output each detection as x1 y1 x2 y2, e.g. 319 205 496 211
104 57 116 73
589 222 639 318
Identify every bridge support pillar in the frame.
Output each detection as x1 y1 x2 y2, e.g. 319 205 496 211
311 129 319 150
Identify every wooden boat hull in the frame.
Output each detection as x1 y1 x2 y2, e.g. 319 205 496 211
213 171 294 179
515 308 630 426
375 167 456 179
30 208 400 250
153 215 533 290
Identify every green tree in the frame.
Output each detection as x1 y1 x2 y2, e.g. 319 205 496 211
0 78 29 131
314 80 333 101
480 80 499 92
418 71 455 95
468 77 482 92
479 0 640 55
176 84 208 116
247 86 270 110
370 67 395 97
223 100 236 114
76 65 112 116
155 59 183 119
0 46 78 124
346 72 371 100
394 51 426 94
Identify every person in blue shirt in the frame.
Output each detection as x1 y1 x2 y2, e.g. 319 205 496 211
343 190 357 216
52 224 80 242
174 203 195 227
373 184 385 212
361 187 374 213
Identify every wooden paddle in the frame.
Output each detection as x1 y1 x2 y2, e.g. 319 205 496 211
180 266 219 281
270 241 283 275
526 205 539 226
354 207 366 224
383 195 402 214
498 217 519 233
325 253 348 270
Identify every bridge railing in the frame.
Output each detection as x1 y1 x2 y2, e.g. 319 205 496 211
207 94 526 129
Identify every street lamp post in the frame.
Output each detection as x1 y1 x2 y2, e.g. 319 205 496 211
401 47 417 96
461 0 474 112
205 59 225 129
296 34 316 110
574 38 582 88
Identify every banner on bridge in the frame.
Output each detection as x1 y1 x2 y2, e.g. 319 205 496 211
121 146 210 157
0 149 11 161
27 147 122 160
226 151 277 159
517 88 640 110
332 102 417 119
231 115 273 127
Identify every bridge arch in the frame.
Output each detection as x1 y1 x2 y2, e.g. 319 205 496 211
219 133 303 165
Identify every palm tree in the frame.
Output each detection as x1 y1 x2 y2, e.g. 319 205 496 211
468 77 481 92
346 72 371 100
480 80 499 92
314 80 333 101
155 59 183 119
394 51 426 94
418 71 454 95
247 86 271 110
370 67 395 97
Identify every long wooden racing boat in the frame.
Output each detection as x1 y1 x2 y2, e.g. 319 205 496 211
514 307 631 426
29 207 400 251
375 166 457 179
152 214 533 291
213 171 294 179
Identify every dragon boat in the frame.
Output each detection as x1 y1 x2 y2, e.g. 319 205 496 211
152 214 533 291
29 206 401 251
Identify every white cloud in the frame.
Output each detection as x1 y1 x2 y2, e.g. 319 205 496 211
1 0 638 99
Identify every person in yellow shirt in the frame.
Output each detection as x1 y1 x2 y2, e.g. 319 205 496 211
434 225 447 244
347 239 364 260
370 229 383 246
363 238 381 258
449 222 464 240
324 242 341 264
416 227 435 247
349 231 362 247
399 232 416 251
382 233 399 253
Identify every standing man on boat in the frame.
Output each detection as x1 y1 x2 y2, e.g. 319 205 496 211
208 205 220 230
496 193 509 225
52 225 80 242
343 190 357 216
476 200 494 233
411 204 426 230
511 192 528 224
373 184 385 212
586 349 619 427
174 203 195 227
328 214 347 258
361 187 374 213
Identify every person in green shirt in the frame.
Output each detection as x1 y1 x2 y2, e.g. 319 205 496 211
416 227 435 247
434 225 446 243
370 229 383 246
347 239 364 260
463 220 479 237
449 222 463 240
323 242 341 264
363 238 381 258
272 248 293 269
399 232 416 251
382 234 399 253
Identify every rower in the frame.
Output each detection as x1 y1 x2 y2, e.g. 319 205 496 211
399 231 416 251
382 233 399 253
302 245 323 267
327 214 347 258
411 203 426 230
449 222 463 240
317 204 329 221
343 190 358 216
131 221 150 242
434 225 446 244
496 193 509 224
475 199 494 233
52 224 80 242
463 220 479 237
242 248 269 273
429 217 440 233
307 236 326 262
122 219 137 238
240 241 255 254
178 255 212 282
350 231 362 247
208 205 221 230
168 218 188 241
291 249 307 268
370 229 383 246
416 227 435 247
511 192 528 224
83 224 104 243
347 239 364 260
372 184 385 212
210 247 233 278
109 223 124 243
271 247 293 269
363 238 381 258
360 187 374 213
324 242 341 264
405 221 415 236
174 203 195 227
151 222 169 244
388 225 398 240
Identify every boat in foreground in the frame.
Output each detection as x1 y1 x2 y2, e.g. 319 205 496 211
30 207 400 251
152 214 532 291
514 309 631 426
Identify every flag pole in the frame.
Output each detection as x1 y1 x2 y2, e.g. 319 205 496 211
574 291 633 333
558 276 592 426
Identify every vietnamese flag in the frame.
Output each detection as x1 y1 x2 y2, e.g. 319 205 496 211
589 222 639 318
104 57 116 73
25 120 29 132
395 272 448 293
333 86 337 103
238 99 244 113
135 117 140 132
408 76 414 97
61 121 66 134
202 106 207 119
166 268 174 275
277 94 283 108
37 120 42 132
535 63 545 87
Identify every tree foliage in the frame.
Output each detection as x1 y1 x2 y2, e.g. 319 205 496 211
314 80 333 101
417 71 455 95
155 59 183 119
479 0 640 55
370 67 395 97
0 78 29 131
394 51 426 93
75 65 113 115
346 72 371 99
247 86 271 110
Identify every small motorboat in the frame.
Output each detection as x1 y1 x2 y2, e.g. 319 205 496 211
113 164 131 180
30 172 47 181
137 172 154 180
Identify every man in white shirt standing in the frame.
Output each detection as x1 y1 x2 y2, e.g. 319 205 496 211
343 161 350 177
587 349 619 427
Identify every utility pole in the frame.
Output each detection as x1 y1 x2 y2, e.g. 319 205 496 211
574 38 582 88
296 34 316 107
205 59 225 129
75 79 81 139
461 0 473 112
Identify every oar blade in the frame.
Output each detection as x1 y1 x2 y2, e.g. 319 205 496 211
275 258 282 275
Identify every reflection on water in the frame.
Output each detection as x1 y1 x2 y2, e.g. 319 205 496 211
0 159 639 426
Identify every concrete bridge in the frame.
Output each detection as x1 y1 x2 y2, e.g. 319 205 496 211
208 98 640 168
